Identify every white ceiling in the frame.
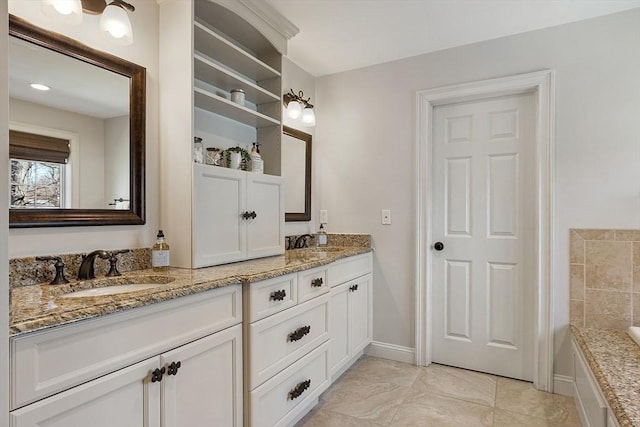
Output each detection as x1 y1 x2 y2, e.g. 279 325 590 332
266 0 640 77
9 36 129 119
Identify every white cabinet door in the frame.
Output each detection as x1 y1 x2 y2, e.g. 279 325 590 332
328 282 350 378
246 173 284 259
193 164 247 267
349 274 372 356
162 324 243 427
10 358 160 427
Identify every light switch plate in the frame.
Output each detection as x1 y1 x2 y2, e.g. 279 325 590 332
319 210 328 224
381 209 391 225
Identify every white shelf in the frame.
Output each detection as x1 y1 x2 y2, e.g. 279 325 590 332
194 87 280 128
194 54 279 105
194 21 280 83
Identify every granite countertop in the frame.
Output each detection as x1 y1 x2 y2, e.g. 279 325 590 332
571 325 640 427
10 246 372 337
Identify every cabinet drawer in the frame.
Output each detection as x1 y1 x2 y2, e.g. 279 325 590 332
297 266 328 304
248 294 329 389
249 341 329 427
11 284 241 410
327 252 372 287
573 341 607 427
246 273 297 322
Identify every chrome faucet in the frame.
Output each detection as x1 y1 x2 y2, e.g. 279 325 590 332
77 250 109 280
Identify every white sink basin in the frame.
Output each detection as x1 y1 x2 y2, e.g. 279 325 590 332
628 327 640 347
62 277 174 298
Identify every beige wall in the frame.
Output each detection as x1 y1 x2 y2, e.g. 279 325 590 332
8 1 160 257
315 9 640 376
570 229 640 330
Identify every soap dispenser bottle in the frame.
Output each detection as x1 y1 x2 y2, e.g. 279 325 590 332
152 230 170 272
316 224 328 247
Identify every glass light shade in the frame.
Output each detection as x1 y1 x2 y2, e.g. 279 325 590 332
41 0 82 24
286 100 302 119
301 107 316 127
100 4 134 45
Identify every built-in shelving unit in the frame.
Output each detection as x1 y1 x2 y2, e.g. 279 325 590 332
159 0 296 268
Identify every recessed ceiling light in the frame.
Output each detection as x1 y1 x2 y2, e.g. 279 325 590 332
30 83 50 91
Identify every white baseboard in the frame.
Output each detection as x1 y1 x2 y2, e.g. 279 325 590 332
553 374 574 397
365 341 416 365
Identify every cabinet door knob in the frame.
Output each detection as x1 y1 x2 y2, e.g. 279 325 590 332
288 325 311 342
241 211 250 220
151 367 166 383
288 379 311 400
433 241 444 251
349 284 359 292
311 278 323 287
270 289 287 301
167 361 182 376
250 210 257 219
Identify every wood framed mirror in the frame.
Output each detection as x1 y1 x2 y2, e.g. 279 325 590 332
8 15 145 228
282 126 311 222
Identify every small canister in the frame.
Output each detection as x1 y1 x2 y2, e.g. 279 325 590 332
206 147 222 166
230 89 245 105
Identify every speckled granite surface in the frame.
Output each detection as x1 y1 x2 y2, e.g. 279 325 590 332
10 248 151 288
10 246 372 337
571 325 640 427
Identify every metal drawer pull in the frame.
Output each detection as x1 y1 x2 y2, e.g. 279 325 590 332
288 325 311 342
151 367 165 383
167 361 181 376
270 289 287 301
349 284 359 292
311 277 323 287
288 379 311 400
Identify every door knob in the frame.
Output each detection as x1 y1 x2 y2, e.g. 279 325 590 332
433 242 444 251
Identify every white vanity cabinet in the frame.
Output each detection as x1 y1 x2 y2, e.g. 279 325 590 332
10 285 243 427
328 253 373 380
193 164 284 267
244 267 331 427
572 339 621 427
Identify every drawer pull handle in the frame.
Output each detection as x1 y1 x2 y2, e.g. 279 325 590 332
349 284 359 292
241 211 257 220
311 278 323 287
288 325 311 342
151 367 166 383
288 379 311 400
167 361 181 376
270 289 287 301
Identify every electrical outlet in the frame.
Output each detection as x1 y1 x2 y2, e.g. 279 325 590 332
319 210 328 224
381 209 391 225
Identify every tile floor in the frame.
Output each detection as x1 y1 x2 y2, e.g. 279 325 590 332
296 356 581 426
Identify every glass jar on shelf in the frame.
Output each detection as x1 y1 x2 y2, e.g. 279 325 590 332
193 136 204 164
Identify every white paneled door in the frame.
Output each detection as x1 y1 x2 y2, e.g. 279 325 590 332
431 93 535 381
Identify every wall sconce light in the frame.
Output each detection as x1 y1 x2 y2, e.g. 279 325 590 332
283 89 316 127
41 0 135 45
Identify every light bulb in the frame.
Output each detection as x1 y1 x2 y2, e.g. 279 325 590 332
100 3 134 45
41 0 82 24
286 100 302 119
301 107 316 127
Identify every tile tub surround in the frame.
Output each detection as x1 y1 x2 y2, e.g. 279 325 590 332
571 326 640 427
10 248 152 288
10 246 372 336
297 356 580 426
569 229 640 329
